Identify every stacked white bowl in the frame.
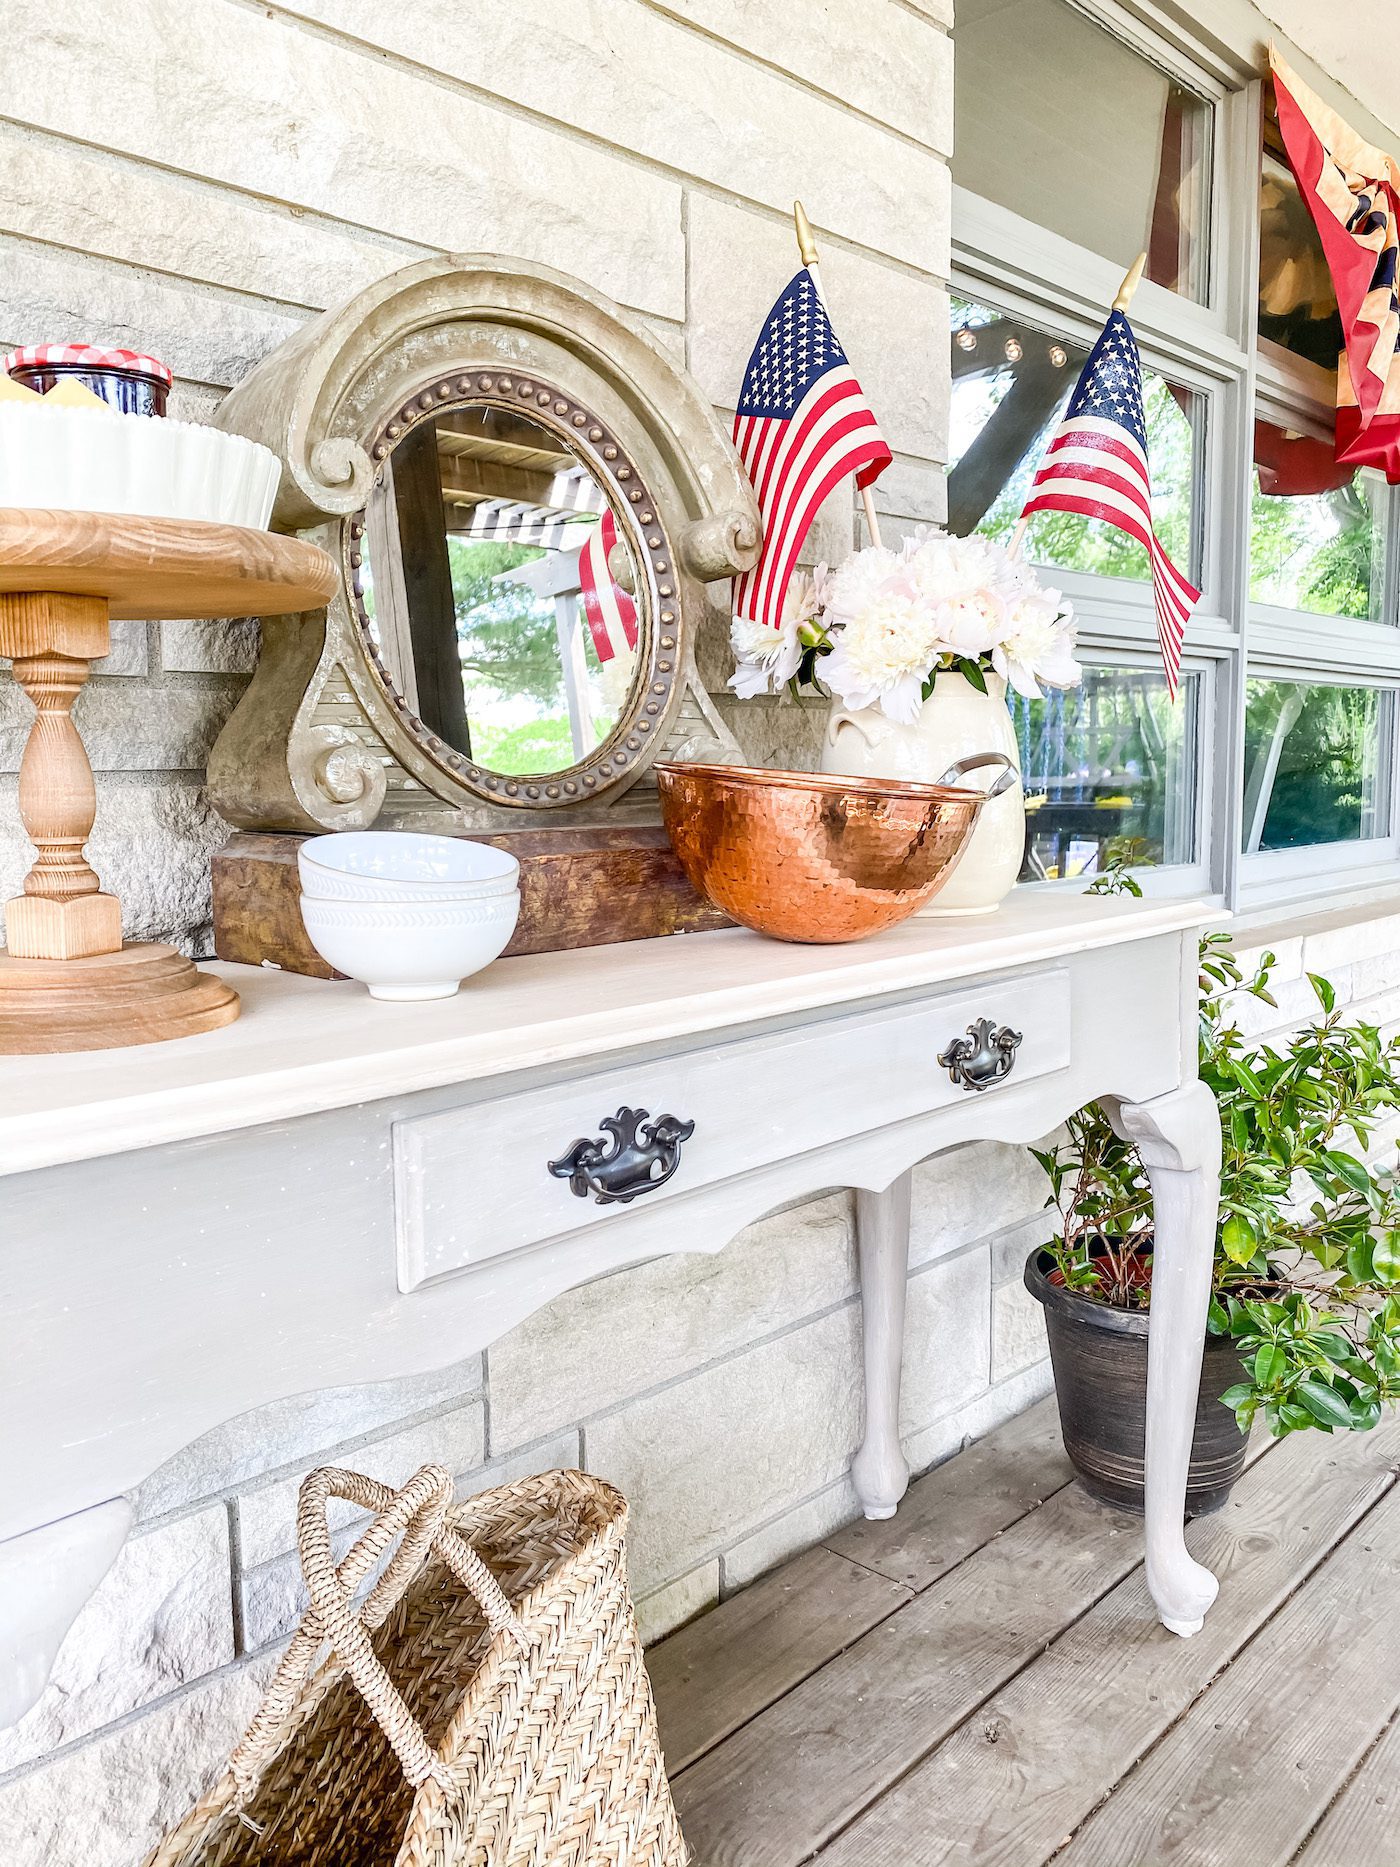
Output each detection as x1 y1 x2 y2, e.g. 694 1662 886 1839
298 832 521 1001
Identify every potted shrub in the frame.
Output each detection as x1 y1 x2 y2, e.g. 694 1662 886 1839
1027 918 1400 1515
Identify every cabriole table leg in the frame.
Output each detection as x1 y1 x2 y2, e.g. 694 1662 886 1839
852 1172 913 1519
1114 1081 1223 1637
0 1499 132 1729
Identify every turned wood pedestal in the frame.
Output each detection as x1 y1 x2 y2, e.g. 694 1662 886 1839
0 509 337 1052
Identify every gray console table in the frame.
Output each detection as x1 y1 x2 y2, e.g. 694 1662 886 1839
0 890 1223 1727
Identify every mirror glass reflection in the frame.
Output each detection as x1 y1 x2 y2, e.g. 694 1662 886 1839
360 404 643 776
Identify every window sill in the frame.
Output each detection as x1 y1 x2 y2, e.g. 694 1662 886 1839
1230 872 1400 951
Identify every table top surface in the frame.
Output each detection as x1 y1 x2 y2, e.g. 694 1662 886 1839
0 891 1222 1177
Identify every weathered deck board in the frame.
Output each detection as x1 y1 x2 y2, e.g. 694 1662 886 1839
650 1397 1068 1775
654 1400 1400 1867
825 1395 1073 1590
650 1547 912 1775
670 1479 1164 1864
1054 1479 1400 1864
813 1413 1400 1867
1294 1709 1400 1867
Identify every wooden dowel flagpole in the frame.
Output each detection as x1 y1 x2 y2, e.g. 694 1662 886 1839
1007 249 1149 562
1112 250 1148 312
795 200 885 550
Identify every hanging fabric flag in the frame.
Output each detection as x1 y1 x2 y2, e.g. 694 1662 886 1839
731 267 891 631
1270 47 1400 480
1019 308 1198 699
577 509 638 663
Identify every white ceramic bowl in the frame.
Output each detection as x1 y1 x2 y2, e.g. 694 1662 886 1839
298 831 520 903
299 890 520 1000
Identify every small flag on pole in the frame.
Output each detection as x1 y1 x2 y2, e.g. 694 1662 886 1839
732 268 891 632
1019 308 1198 698
577 509 638 663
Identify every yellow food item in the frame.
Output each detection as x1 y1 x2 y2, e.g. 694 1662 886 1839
0 376 41 403
41 378 112 412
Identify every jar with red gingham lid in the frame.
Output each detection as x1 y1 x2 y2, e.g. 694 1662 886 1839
3 344 172 416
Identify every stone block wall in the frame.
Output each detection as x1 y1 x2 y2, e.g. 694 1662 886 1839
0 0 953 951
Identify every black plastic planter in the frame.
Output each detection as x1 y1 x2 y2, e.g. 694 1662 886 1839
1025 1244 1251 1515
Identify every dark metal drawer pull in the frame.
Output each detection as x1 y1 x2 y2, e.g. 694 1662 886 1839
939 1019 1023 1092
548 1105 696 1204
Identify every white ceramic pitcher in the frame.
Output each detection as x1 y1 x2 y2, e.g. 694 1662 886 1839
820 670 1025 915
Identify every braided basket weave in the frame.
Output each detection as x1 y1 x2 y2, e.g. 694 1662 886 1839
144 1464 686 1867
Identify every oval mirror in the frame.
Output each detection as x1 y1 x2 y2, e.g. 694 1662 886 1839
355 401 645 780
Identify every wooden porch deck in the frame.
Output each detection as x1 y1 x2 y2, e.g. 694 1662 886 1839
646 1398 1400 1866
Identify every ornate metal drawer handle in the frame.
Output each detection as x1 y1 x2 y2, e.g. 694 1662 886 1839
938 1018 1023 1092
548 1105 696 1205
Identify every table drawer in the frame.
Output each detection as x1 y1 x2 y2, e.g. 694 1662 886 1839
394 968 1070 1291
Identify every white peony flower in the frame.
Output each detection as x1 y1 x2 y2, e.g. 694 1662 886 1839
731 524 1082 715
784 566 825 627
932 589 1008 660
821 546 908 627
992 595 1081 699
728 568 824 698
821 592 943 725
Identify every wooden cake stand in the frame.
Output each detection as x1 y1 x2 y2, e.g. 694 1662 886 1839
0 508 338 1052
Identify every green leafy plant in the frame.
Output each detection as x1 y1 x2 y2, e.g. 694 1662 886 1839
1037 888 1400 1441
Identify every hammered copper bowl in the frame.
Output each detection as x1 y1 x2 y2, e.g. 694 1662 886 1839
654 759 1010 944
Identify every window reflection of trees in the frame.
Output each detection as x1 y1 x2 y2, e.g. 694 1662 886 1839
948 298 1198 880
450 534 632 779
1243 682 1386 851
1249 474 1382 621
1012 672 1193 880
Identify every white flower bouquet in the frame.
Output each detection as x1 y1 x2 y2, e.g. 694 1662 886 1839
730 531 1081 723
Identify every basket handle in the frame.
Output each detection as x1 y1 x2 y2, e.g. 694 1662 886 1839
228 1463 528 1796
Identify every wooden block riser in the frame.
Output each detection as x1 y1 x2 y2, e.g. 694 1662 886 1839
212 826 733 977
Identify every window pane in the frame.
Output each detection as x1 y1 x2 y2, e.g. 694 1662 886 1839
1012 666 1200 879
1243 681 1391 850
1259 146 1342 371
1250 419 1386 619
953 0 1211 300
949 298 1197 583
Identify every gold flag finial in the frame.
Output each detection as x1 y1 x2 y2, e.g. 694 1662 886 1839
794 200 820 268
1112 252 1148 313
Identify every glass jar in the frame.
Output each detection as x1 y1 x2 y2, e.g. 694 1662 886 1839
3 344 172 416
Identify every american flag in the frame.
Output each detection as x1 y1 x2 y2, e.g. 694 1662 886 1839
577 509 638 663
732 268 891 631
1020 308 1198 698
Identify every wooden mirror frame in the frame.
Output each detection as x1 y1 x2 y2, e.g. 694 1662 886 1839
207 255 760 832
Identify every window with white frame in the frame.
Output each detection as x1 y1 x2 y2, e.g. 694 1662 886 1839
951 0 1400 910
1243 95 1400 893
948 295 1204 882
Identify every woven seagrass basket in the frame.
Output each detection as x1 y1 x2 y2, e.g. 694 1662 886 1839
145 1463 686 1867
